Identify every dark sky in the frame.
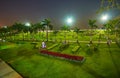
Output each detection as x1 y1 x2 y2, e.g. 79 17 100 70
0 0 103 28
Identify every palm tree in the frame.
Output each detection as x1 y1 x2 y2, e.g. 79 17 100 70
0 27 3 39
61 25 70 43
41 19 53 41
74 27 80 43
22 24 30 40
115 20 120 39
88 19 97 43
104 18 120 43
0 26 8 40
34 22 43 38
29 24 37 41
103 22 113 40
11 22 24 40
6 26 13 40
53 30 59 42
109 18 120 40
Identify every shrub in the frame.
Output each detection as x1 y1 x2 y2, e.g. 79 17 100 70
94 45 99 51
72 46 80 53
59 43 69 51
47 44 58 50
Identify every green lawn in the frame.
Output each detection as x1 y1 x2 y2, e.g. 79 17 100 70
0 41 120 78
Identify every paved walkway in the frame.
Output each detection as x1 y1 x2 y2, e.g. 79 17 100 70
0 59 23 78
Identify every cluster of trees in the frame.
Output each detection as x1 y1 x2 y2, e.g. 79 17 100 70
103 17 120 40
0 19 53 41
0 17 120 42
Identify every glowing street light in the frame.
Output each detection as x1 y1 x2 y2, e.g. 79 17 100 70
25 22 31 26
101 14 108 21
3 26 7 28
66 17 73 25
67 18 73 24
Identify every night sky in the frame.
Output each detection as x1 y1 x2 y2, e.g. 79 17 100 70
0 0 110 28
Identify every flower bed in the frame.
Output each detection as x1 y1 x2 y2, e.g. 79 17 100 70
40 50 85 63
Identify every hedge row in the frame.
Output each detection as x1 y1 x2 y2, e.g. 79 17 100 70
59 43 69 51
47 44 59 50
40 50 85 62
72 46 80 52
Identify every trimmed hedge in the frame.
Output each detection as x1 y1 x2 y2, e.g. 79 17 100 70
72 46 80 52
47 44 59 50
40 50 85 63
59 43 69 51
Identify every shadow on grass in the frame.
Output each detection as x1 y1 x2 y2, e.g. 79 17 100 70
39 53 105 78
69 60 105 78
16 44 38 58
39 60 55 78
81 65 105 78
108 47 120 78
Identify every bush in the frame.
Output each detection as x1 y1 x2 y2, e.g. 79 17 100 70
94 45 99 51
59 43 69 51
47 44 58 50
72 46 80 53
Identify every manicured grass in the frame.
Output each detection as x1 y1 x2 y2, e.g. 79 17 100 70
0 41 120 78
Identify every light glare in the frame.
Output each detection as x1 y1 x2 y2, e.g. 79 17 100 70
67 18 73 24
101 14 108 21
25 22 31 26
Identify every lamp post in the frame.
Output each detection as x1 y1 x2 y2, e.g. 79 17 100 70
25 22 31 40
65 17 73 43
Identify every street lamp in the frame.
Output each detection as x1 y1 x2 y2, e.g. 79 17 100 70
66 17 73 25
3 26 7 28
101 14 108 21
25 22 31 27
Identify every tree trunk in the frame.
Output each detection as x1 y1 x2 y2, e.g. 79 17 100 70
90 28 93 44
39 29 41 37
22 32 24 41
64 30 66 43
46 26 48 42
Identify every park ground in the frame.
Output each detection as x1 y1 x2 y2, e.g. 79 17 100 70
0 30 120 78
0 39 120 78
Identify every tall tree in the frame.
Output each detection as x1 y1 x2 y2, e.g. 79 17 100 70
11 22 24 40
103 22 113 39
41 19 53 41
34 22 43 38
104 18 120 40
29 24 37 41
74 27 80 43
88 19 97 43
0 26 8 40
61 25 70 43
53 30 59 42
